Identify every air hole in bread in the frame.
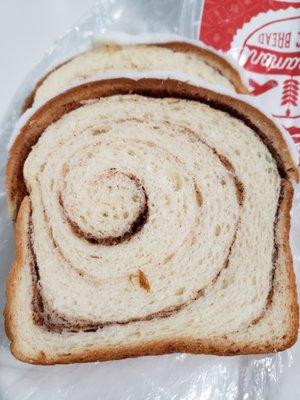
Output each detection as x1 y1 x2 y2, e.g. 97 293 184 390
215 225 221 236
175 288 186 296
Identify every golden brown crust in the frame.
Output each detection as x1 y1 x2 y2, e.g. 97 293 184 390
276 180 299 350
7 77 298 221
22 41 249 112
4 197 30 342
22 59 68 113
12 336 298 365
156 42 248 94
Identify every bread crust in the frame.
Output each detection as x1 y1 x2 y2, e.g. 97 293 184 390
156 42 248 94
4 197 30 343
278 180 299 350
7 78 298 220
5 79 298 364
22 41 248 112
21 61 66 113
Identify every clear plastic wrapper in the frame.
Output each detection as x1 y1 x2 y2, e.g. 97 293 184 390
0 1 299 399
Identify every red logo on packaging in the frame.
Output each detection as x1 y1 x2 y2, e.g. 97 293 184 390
199 1 300 163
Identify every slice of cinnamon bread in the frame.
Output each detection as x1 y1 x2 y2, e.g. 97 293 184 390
6 78 298 364
24 41 247 110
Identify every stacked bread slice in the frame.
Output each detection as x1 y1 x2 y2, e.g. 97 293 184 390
24 41 248 110
5 40 298 365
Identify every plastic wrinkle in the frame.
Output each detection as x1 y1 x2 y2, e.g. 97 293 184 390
0 1 299 399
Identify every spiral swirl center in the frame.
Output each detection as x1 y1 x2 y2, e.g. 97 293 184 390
60 169 148 245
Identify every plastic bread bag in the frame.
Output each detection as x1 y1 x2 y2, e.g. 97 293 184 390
0 1 299 399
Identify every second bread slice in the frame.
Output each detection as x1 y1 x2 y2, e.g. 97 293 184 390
26 40 248 109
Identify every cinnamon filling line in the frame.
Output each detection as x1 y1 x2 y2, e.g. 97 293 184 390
29 148 251 333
